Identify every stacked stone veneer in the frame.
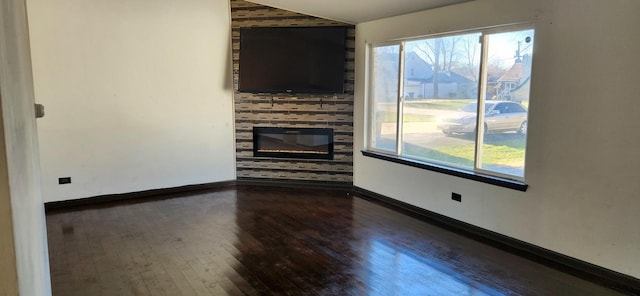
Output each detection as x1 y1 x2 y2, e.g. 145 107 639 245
231 0 355 183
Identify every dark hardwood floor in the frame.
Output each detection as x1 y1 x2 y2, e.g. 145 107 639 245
46 185 628 295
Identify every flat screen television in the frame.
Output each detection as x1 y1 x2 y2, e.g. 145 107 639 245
238 26 347 94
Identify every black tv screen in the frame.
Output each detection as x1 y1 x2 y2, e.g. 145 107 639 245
238 26 347 94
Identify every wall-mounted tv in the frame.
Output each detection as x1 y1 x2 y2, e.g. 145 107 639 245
238 26 347 94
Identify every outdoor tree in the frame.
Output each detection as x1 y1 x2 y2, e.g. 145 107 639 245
410 35 472 98
458 34 480 81
412 39 443 98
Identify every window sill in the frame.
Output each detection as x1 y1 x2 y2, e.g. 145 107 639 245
361 150 528 192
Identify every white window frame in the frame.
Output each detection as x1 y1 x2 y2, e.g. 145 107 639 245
366 24 534 182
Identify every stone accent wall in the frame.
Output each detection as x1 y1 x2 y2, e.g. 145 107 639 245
231 0 355 183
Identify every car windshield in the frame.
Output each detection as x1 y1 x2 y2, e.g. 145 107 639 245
460 102 494 113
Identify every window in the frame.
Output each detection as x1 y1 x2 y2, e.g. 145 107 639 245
367 27 534 182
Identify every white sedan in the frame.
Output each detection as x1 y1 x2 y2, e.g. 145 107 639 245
437 101 528 136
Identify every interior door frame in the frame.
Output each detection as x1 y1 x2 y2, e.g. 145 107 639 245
0 0 52 295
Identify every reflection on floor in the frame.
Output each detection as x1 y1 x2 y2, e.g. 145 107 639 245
364 239 502 295
46 186 626 295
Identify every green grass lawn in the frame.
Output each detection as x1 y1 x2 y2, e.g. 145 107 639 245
405 99 474 111
437 141 525 167
379 98 528 170
403 145 474 167
405 99 529 112
404 136 526 168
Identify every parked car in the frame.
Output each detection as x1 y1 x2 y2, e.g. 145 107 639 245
437 101 527 135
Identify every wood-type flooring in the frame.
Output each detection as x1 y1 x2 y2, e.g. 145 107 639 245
46 185 629 295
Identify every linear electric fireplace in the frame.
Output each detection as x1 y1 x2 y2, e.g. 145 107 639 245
253 127 334 160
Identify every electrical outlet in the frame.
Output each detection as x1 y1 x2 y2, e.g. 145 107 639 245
58 177 71 184
451 192 462 202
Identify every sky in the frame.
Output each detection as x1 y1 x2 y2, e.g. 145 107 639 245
404 28 535 71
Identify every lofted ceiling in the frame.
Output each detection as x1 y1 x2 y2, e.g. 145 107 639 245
247 0 474 24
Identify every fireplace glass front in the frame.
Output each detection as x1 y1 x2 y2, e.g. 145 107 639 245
253 127 334 160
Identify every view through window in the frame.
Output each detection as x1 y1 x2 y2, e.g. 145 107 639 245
368 27 534 179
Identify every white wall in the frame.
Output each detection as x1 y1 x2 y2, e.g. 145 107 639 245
27 0 236 202
354 0 640 278
1 0 52 294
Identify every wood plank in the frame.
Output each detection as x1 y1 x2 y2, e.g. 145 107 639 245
46 186 629 296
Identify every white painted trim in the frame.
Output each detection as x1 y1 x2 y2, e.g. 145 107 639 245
0 0 52 295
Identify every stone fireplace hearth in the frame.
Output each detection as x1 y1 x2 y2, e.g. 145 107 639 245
231 0 354 183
